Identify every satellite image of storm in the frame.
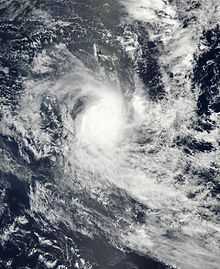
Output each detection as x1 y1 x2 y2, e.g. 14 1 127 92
0 0 220 269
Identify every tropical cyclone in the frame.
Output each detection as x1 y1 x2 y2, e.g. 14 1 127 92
0 1 220 269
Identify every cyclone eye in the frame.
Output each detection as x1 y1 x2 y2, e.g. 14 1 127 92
71 96 88 120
